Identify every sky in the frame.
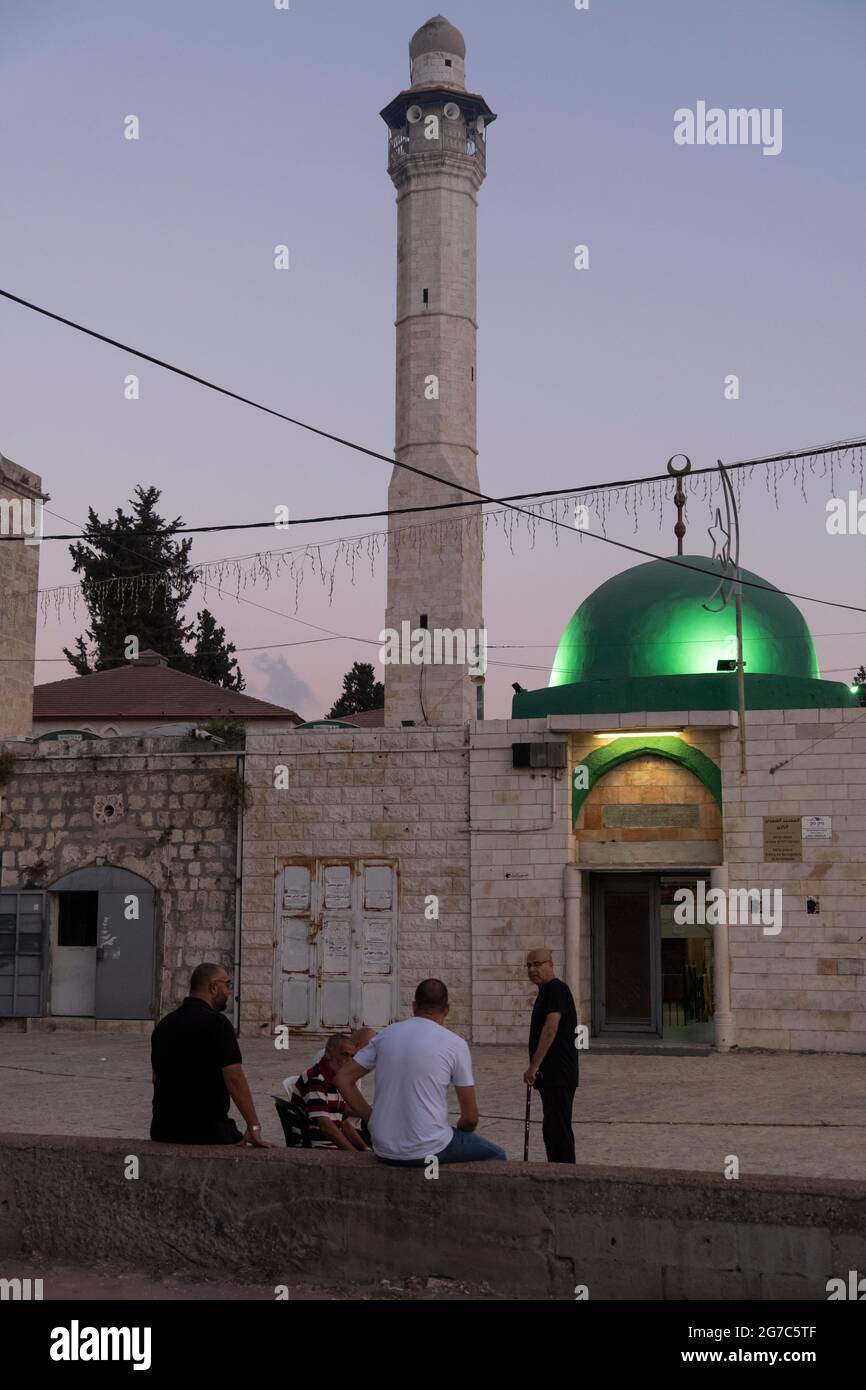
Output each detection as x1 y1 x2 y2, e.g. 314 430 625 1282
1 0 864 719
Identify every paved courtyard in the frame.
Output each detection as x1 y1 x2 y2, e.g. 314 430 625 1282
1 1030 864 1180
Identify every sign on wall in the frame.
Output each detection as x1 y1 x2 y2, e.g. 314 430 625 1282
802 815 832 840
763 816 803 862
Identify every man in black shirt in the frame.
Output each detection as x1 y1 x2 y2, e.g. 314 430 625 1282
151 963 271 1147
524 949 578 1163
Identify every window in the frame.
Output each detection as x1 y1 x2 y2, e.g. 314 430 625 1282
58 893 98 948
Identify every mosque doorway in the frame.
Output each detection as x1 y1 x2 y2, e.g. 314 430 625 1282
591 873 714 1042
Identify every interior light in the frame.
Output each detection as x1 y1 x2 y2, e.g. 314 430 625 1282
593 731 683 740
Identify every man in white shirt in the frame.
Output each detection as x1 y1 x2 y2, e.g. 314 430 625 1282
334 979 506 1166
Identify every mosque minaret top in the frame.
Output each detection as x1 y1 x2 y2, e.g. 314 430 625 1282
409 15 467 91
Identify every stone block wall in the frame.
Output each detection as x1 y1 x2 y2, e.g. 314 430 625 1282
241 725 472 1036
721 709 866 1053
0 737 239 1017
469 719 571 1044
0 455 43 738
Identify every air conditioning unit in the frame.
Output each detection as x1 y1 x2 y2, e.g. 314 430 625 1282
546 741 567 769
512 741 567 770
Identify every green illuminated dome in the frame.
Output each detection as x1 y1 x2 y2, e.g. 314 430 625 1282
550 555 820 687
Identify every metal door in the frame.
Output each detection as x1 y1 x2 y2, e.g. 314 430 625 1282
93 888 155 1020
592 875 661 1034
275 859 398 1032
0 891 46 1016
47 867 156 1020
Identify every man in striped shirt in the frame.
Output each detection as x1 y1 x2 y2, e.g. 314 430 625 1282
291 1034 368 1152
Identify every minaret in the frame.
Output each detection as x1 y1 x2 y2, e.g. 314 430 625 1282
0 454 44 738
381 16 495 727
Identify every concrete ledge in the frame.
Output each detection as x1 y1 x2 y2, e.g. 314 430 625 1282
2 1133 865 1299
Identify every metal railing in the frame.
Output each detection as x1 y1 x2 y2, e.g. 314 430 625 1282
388 121 486 177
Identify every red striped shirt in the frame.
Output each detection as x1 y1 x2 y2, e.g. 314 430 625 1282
291 1059 347 1147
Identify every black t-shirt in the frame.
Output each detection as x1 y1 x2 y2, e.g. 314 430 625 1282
150 997 243 1143
529 977 578 1088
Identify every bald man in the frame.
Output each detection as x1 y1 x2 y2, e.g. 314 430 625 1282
151 962 271 1147
523 950 578 1163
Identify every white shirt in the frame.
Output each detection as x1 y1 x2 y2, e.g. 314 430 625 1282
353 1016 475 1161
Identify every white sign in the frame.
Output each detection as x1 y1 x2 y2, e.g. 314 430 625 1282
802 815 832 840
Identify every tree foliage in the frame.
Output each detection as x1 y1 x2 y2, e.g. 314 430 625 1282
327 661 384 718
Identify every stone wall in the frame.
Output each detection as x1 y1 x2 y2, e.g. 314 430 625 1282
721 708 866 1053
241 725 472 1036
0 455 42 738
0 737 239 1018
469 719 571 1044
2 1132 863 1299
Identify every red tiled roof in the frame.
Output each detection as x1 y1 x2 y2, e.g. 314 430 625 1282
339 708 385 728
33 652 302 723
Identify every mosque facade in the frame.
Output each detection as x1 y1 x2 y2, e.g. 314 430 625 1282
1 19 864 1052
238 18 866 1055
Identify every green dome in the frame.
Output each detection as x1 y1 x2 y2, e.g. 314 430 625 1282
550 555 820 688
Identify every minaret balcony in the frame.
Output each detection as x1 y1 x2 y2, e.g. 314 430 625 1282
387 120 487 179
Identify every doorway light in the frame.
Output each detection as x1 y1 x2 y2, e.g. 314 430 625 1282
593 731 683 740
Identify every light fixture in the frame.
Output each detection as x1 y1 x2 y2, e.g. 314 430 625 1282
593 731 683 740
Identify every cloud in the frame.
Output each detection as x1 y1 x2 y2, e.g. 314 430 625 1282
248 653 314 717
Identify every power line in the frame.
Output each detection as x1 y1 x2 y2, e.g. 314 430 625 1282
7 427 866 540
5 285 866 616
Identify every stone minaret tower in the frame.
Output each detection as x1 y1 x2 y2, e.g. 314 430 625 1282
381 16 495 727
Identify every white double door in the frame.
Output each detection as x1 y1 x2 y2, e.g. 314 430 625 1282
275 859 398 1033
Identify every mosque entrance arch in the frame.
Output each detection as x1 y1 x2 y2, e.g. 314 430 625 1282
575 741 721 1043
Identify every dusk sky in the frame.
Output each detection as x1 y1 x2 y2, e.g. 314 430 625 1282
2 0 864 719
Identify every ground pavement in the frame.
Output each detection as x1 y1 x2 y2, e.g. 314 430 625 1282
1 1030 864 1179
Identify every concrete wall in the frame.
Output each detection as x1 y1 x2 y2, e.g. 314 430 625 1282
0 455 43 738
0 738 239 1018
720 709 866 1053
2 1133 863 1299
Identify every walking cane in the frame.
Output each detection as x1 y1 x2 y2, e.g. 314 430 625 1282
523 1085 532 1162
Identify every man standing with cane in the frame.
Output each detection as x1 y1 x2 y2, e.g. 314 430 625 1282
523 949 578 1163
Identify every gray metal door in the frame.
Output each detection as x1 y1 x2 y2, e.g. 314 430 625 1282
0 891 46 1016
94 888 155 1020
48 866 156 1021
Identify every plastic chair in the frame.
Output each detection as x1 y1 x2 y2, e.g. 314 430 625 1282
272 1094 312 1148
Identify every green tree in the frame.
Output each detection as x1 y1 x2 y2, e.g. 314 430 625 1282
327 661 384 718
191 609 244 691
63 485 244 690
853 664 866 707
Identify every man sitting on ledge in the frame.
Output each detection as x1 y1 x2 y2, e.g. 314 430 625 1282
335 979 506 1166
150 962 271 1148
291 1034 369 1153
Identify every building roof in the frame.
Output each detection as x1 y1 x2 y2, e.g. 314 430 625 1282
551 555 820 687
410 16 466 60
33 651 303 724
339 707 385 728
512 555 858 716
